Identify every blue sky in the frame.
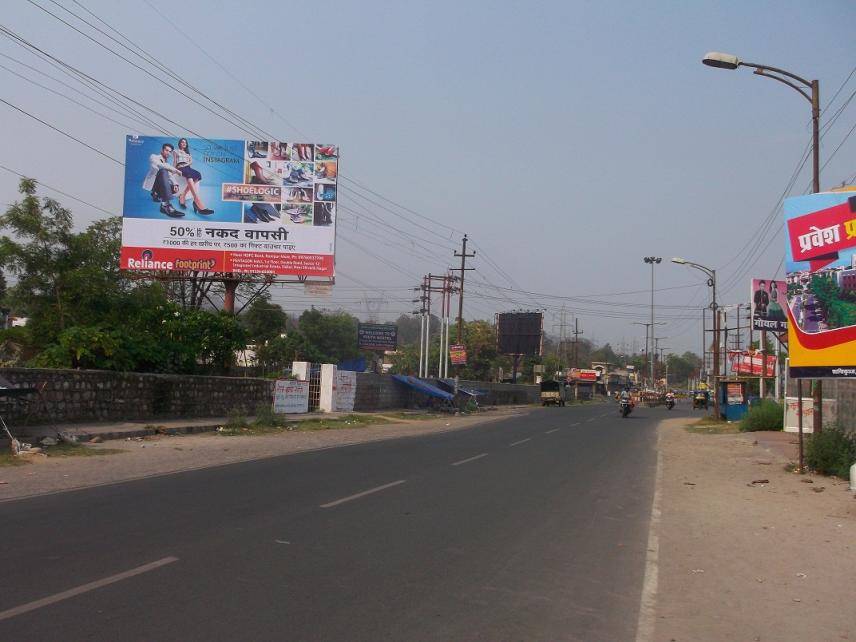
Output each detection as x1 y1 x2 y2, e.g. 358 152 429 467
1 0 854 354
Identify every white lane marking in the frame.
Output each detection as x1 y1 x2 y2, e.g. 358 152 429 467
570 422 580 427
545 428 560 434
586 418 597 423
635 429 664 642
0 557 179 622
451 453 488 466
320 479 407 508
508 438 531 447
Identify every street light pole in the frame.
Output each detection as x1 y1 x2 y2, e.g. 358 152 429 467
702 51 822 431
643 257 662 388
673 258 719 418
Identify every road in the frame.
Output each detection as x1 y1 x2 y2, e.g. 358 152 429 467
0 403 685 641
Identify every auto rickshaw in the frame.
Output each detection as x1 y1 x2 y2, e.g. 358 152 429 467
540 380 567 406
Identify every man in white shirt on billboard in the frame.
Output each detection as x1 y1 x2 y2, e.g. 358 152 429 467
143 142 184 217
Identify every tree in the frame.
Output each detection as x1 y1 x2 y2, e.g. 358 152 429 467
297 309 360 363
241 296 290 345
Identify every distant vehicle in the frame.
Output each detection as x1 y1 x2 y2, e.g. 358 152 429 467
540 380 567 406
619 398 633 418
692 390 709 410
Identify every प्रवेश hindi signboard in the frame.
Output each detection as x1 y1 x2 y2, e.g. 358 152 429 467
784 191 856 378
120 136 338 279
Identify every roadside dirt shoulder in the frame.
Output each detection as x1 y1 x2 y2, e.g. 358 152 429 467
652 418 855 642
0 409 527 502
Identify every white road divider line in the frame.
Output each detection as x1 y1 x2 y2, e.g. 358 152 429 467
451 453 488 466
508 438 531 447
570 422 580 427
0 556 179 622
320 479 407 508
545 428 560 434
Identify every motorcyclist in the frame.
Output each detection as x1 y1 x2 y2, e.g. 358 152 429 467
619 388 631 403
665 390 675 402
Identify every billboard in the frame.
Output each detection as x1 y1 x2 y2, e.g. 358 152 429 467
496 312 543 356
120 136 337 278
751 278 787 332
449 344 467 365
784 192 856 378
357 323 398 351
568 368 598 382
727 350 777 376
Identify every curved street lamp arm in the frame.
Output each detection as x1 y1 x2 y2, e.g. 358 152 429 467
682 261 715 279
750 69 812 103
739 61 812 89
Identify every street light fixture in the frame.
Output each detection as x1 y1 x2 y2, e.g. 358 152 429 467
643 257 662 389
671 257 719 419
702 51 822 431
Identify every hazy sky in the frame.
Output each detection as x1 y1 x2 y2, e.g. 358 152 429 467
1 0 854 355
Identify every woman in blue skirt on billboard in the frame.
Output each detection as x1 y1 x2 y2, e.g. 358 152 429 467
173 138 214 214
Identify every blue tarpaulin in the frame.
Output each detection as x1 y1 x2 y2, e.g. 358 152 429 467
391 375 455 401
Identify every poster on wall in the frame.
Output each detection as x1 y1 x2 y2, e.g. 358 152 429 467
783 397 837 434
120 136 337 279
335 370 356 412
273 379 310 414
750 278 788 332
784 192 856 377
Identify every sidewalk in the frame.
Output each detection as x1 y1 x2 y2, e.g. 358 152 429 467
649 418 855 642
0 406 530 501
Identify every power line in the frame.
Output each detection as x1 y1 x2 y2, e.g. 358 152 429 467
0 96 123 164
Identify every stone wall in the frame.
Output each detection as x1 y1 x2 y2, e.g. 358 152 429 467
0 367 274 426
353 373 411 411
0 368 538 427
458 380 540 405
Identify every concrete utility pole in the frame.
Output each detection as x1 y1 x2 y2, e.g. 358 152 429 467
702 51 822 431
643 257 662 388
452 235 475 344
571 318 582 368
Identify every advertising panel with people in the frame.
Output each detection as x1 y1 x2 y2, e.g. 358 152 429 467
750 278 787 332
784 191 856 378
120 135 337 278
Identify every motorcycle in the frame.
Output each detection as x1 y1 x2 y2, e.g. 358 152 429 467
619 400 633 418
665 397 675 410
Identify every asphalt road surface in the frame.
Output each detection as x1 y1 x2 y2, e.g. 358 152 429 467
0 402 688 641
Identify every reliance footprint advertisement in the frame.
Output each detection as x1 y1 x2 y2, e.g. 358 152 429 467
784 191 856 378
120 136 337 278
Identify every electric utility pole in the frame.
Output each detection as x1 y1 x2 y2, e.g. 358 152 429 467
452 235 475 344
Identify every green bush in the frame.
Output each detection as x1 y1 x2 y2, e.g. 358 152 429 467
739 399 784 432
806 427 856 478
253 403 282 428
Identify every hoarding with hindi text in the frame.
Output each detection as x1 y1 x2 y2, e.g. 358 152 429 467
120 136 337 279
784 192 856 378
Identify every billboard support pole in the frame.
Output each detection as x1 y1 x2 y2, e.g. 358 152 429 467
760 330 767 398
797 378 804 473
222 276 239 314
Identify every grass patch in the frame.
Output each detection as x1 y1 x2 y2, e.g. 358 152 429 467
44 442 123 457
380 411 441 421
685 417 740 434
216 413 391 436
0 451 29 467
